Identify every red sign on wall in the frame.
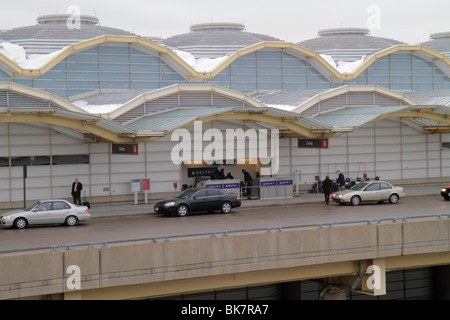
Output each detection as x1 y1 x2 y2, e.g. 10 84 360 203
142 179 150 191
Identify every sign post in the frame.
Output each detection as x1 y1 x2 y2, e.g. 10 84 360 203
142 178 150 204
131 179 141 205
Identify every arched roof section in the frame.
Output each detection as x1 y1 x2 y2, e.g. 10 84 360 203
0 35 199 79
0 82 135 142
291 85 420 113
104 84 270 121
1 38 450 84
313 105 450 133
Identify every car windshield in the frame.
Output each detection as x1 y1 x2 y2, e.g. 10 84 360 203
175 189 198 199
350 182 370 191
24 201 41 211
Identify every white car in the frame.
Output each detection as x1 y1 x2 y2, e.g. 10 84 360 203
0 200 91 229
331 181 405 206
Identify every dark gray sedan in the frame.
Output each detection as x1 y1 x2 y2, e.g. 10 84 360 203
0 200 91 229
154 188 241 216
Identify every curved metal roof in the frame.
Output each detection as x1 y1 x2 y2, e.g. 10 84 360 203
297 27 405 62
421 32 450 58
0 14 155 55
163 22 283 58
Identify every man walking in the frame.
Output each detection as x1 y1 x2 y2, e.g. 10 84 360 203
322 175 332 205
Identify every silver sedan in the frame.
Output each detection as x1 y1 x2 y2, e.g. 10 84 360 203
0 200 91 229
331 181 405 206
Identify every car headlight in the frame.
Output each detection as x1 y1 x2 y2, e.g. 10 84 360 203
338 194 343 198
2 216 11 220
164 202 176 207
442 188 447 192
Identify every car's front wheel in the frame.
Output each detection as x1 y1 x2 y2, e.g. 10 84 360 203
351 196 361 206
220 201 232 214
389 194 399 204
65 215 78 226
14 217 27 229
176 204 188 217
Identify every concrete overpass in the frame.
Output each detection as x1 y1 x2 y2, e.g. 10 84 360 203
1 214 450 300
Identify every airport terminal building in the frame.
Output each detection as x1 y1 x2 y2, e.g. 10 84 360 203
0 14 449 207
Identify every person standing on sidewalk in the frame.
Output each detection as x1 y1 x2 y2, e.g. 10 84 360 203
336 170 346 191
322 175 332 205
71 178 83 205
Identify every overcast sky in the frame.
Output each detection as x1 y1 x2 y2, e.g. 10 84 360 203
1 0 449 44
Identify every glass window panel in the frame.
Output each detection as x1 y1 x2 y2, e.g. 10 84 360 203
258 59 282 67
232 82 257 91
52 154 89 165
68 71 98 80
38 70 67 80
232 66 256 74
100 81 130 89
258 82 282 90
11 156 50 166
308 74 328 82
284 67 307 75
414 68 433 76
131 55 160 64
99 55 129 63
68 81 99 89
259 75 282 82
35 80 68 88
100 63 129 72
232 57 257 67
131 73 160 80
161 73 185 81
100 72 130 80
68 62 99 71
68 54 98 63
99 45 129 54
391 68 412 76
284 82 307 90
367 67 389 75
390 60 411 68
390 82 411 90
284 75 307 82
131 81 160 89
258 66 282 74
47 62 66 71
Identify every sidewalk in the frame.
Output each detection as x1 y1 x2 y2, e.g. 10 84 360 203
88 183 445 219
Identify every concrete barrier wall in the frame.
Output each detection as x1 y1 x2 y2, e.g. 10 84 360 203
0 218 448 299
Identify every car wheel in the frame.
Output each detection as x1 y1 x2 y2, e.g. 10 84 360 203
14 217 27 229
220 201 232 214
389 194 399 204
65 216 78 226
176 204 188 217
351 196 361 206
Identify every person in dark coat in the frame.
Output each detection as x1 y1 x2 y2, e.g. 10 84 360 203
242 169 253 197
336 170 346 191
71 178 83 205
322 175 332 205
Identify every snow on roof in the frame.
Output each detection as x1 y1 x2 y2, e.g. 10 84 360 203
0 40 66 69
72 100 122 114
320 54 365 74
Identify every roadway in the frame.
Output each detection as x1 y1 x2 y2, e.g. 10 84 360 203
0 194 448 254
